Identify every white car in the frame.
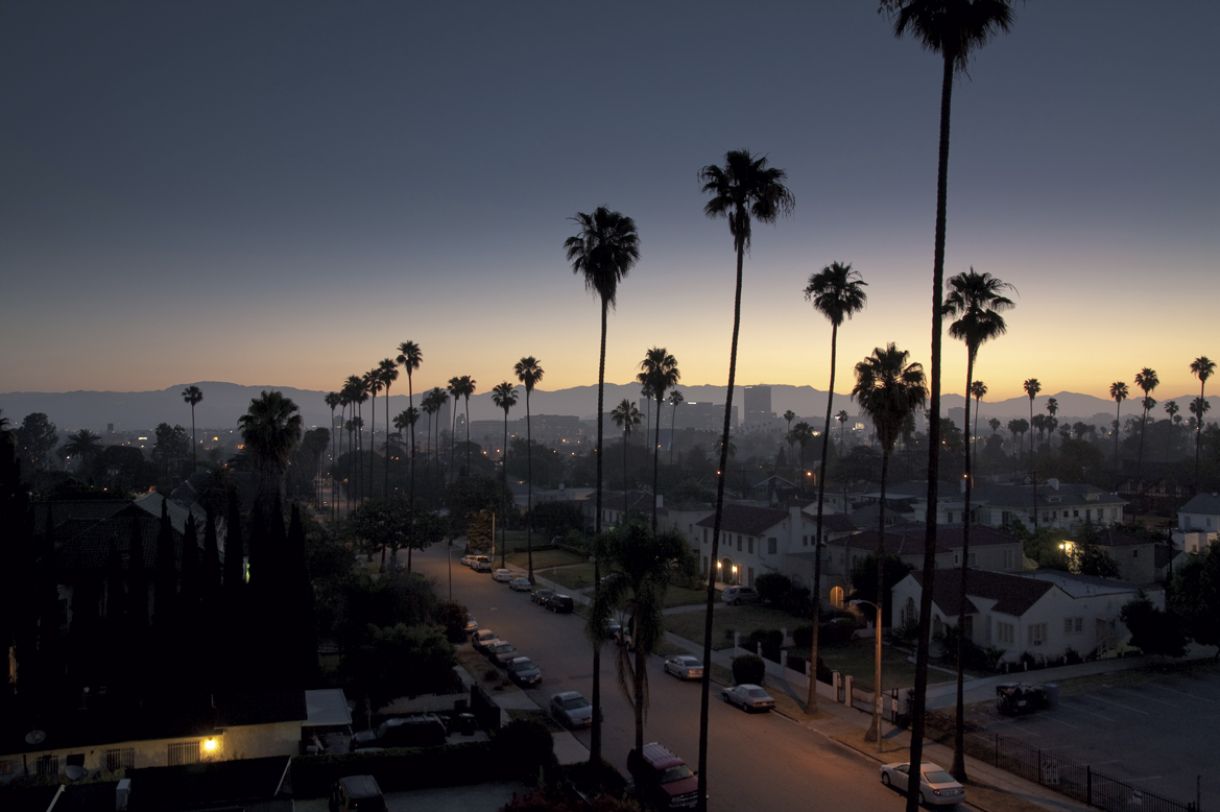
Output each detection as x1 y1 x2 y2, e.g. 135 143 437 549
880 761 966 807
720 683 775 712
492 568 513 582
459 554 477 567
509 577 532 592
550 691 594 728
663 655 704 681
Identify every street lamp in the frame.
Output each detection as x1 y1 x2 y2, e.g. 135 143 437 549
850 598 885 752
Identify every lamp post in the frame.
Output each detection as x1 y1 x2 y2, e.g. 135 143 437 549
852 598 884 752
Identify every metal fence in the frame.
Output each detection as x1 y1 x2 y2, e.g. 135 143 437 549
966 730 1199 812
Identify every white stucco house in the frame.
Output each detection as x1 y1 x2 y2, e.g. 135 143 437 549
892 569 1159 666
1173 493 1220 554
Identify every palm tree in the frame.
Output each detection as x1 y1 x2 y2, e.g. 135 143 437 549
459 376 477 475
943 268 1013 780
880 3 1014 798
62 428 102 472
802 260 867 713
837 409 849 447
446 376 463 480
668 389 684 466
1023 378 1042 532
491 382 518 568
969 380 987 468
378 358 399 497
515 356 545 583
1046 397 1060 448
788 422 815 491
783 409 796 439
181 385 203 471
987 416 1001 435
1110 381 1129 468
1134 367 1159 485
343 375 365 502
1165 400 1180 425
696 148 794 807
590 522 694 754
565 205 640 767
611 399 642 517
397 341 423 498
852 343 927 749
238 391 303 502
638 347 681 531
324 392 340 522
1191 356 1215 490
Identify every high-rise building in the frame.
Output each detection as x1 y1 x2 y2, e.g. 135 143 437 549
744 385 774 429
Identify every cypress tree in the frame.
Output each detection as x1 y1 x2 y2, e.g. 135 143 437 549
127 514 149 629
201 509 221 610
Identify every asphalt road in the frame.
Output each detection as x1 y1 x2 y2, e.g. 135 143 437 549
414 543 968 812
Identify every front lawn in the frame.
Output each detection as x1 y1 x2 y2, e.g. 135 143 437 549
540 563 595 591
790 640 919 691
663 604 797 651
505 548 586 570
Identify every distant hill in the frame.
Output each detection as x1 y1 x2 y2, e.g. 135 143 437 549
1 382 1213 433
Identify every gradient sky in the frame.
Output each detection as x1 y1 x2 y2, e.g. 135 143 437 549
2 1 1217 401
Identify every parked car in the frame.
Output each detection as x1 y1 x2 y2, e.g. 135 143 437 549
485 640 518 666
626 742 699 810
351 714 447 750
492 568 513 582
721 585 760 605
531 588 555 605
663 655 704 681
464 614 479 634
459 554 477 567
550 691 594 728
472 628 497 652
471 555 492 572
545 594 575 614
506 656 542 687
509 577 532 592
604 619 623 640
995 683 1049 716
720 684 775 713
880 761 965 807
329 775 387 812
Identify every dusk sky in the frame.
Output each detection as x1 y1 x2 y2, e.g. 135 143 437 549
3 1 1217 401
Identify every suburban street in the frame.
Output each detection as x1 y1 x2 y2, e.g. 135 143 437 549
413 543 971 812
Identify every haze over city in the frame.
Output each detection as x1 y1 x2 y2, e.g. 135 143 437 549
2 1 1216 399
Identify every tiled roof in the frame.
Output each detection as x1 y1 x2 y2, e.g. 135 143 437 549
695 504 788 536
1179 493 1220 515
910 568 1056 617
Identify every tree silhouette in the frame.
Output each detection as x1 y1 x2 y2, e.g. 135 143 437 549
668 390 684 466
638 347 680 530
611 399 642 517
397 341 424 501
182 385 203 471
491 382 518 567
1134 367 1159 485
1190 356 1215 490
515 356 545 582
696 149 793 809
238 391 303 502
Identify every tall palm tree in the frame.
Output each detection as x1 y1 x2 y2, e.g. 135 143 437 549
852 344 927 748
324 392 340 522
459 376 477 475
802 260 867 713
590 523 694 754
788 422 815 491
668 389 684 466
1165 400 1180 425
1134 367 1159 485
969 380 987 469
696 149 794 808
343 375 365 503
880 3 1014 799
1046 397 1059 448
378 358 399 497
1110 381 1129 468
943 267 1013 780
565 205 640 767
837 409 849 447
1190 356 1215 490
783 409 796 439
62 428 102 472
446 376 463 480
238 391 303 502
515 356 545 582
491 382 518 568
181 385 203 471
364 369 384 498
638 347 681 531
397 341 423 499
611 399 642 517
1023 378 1042 532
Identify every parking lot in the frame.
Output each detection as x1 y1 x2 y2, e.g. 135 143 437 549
970 662 1220 808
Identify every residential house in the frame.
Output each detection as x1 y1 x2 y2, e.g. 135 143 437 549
892 569 1158 665
1089 527 1169 585
1173 492 1220 554
969 479 1125 531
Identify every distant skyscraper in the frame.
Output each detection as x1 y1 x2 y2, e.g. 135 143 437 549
744 385 774 429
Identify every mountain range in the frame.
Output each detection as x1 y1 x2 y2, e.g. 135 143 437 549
2 382 1213 434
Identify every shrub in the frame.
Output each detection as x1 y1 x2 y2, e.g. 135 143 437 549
791 625 812 649
754 572 793 606
435 601 470 643
779 585 812 617
732 653 765 685
495 718 557 781
746 629 783 662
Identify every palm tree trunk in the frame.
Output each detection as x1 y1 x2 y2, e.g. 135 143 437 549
808 322 838 713
450 399 458 482
952 352 975 781
1137 405 1148 485
697 236 745 812
408 374 416 503
866 449 890 742
465 397 472 476
329 407 337 525
369 390 377 501
526 390 534 583
634 631 647 753
972 395 981 473
1197 383 1205 491
384 384 391 499
623 432 630 518
908 53 954 812
652 396 662 531
190 405 197 472
590 297 608 769
1029 398 1038 532
1114 402 1121 470
501 410 508 569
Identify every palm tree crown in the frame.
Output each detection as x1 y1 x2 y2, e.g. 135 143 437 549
182 385 203 409
804 261 868 327
852 344 928 452
238 391 303 476
884 0 1015 72
565 207 640 308
638 348 680 410
515 356 544 394
1110 381 1129 404
945 269 1014 360
699 150 795 252
491 382 518 416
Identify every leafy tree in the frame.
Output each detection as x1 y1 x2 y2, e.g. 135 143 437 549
849 553 911 620
344 622 455 708
350 498 412 570
1121 598 1186 658
435 601 471 644
753 572 794 606
1170 543 1220 656
15 412 58 475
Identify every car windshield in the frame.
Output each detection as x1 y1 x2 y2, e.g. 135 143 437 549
746 688 769 698
559 696 589 710
679 657 699 666
660 765 694 783
510 659 533 670
924 770 956 784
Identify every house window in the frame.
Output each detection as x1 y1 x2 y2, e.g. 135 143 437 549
1028 623 1047 647
1074 617 1083 633
1063 618 1073 634
36 755 60 779
168 741 201 767
736 537 742 552
768 537 777 554
748 538 754 554
968 552 977 566
1073 510 1079 518
997 622 1014 645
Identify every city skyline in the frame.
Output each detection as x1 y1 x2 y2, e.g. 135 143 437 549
2 2 1216 400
